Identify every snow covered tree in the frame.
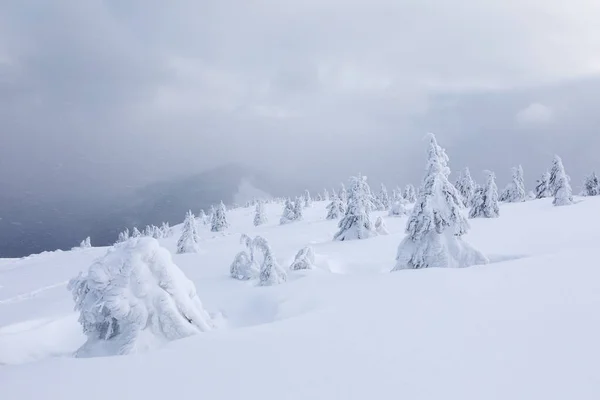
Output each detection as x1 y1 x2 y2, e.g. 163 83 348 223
161 222 173 237
326 194 344 220
582 172 600 196
378 184 391 211
316 193 323 202
388 199 407 217
79 236 91 249
211 202 229 232
177 210 201 253
230 234 259 280
294 197 304 221
403 184 417 203
131 227 142 238
469 171 499 218
144 225 162 239
338 183 348 204
392 188 402 203
290 246 316 271
280 198 296 225
323 188 330 201
455 167 475 207
552 158 573 206
68 237 213 357
253 236 287 286
393 133 488 271
333 174 377 241
549 155 569 195
535 172 551 199
304 190 312 207
116 228 130 244
501 165 526 203
253 200 267 226
374 216 389 235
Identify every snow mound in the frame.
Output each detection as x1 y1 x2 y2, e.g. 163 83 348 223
68 237 213 357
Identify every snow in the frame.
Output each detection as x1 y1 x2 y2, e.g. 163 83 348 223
2 197 600 398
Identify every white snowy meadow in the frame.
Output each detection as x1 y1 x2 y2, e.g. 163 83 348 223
1 135 600 399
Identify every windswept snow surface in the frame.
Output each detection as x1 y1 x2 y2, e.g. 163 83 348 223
2 198 600 399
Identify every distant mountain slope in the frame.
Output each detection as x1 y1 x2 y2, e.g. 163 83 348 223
0 163 303 257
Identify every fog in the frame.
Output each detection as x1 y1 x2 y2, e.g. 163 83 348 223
1 1 600 255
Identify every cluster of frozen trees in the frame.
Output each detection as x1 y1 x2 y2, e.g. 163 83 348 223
229 234 288 285
115 222 174 245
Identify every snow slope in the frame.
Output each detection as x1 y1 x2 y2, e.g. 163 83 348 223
1 198 600 399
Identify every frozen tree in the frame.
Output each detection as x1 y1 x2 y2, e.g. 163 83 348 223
393 133 488 271
116 228 130 244
388 199 407 217
338 183 348 204
535 172 552 199
374 216 389 235
253 200 267 226
304 190 312 207
326 194 344 220
378 184 391 211
582 172 600 196
230 234 260 280
392 188 402 203
455 167 475 207
79 237 92 249
549 155 569 195
160 222 173 237
131 227 142 238
333 174 377 241
280 198 296 225
198 209 209 225
290 246 316 271
552 158 573 206
253 236 287 286
323 188 330 201
144 225 162 239
469 171 500 218
316 193 323 202
211 202 229 232
403 184 417 203
294 197 304 221
177 210 201 253
68 237 213 357
501 165 526 203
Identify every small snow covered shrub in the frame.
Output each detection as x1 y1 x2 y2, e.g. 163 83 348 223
326 194 344 220
230 234 259 280
388 200 407 217
280 198 296 225
79 237 91 249
374 216 389 235
290 246 316 271
254 236 287 286
253 200 268 226
582 172 600 197
68 237 213 357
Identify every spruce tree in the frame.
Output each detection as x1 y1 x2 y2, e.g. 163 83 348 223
316 193 323 202
294 197 304 221
177 210 201 253
455 167 475 207
582 172 600 196
403 184 416 203
393 133 487 270
116 228 130 244
338 183 348 204
198 209 208 225
374 216 389 235
280 198 296 225
378 183 391 211
290 246 316 271
552 157 573 206
333 174 377 241
253 200 267 226
323 188 330 201
131 227 142 238
469 171 500 218
535 172 551 199
254 236 287 286
502 165 526 203
304 190 312 207
79 236 92 249
211 202 229 232
326 193 343 220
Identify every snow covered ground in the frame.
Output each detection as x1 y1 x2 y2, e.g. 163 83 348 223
2 197 600 399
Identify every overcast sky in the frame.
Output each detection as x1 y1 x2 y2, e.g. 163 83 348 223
2 0 600 200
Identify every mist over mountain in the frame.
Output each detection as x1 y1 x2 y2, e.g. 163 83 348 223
0 164 308 258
